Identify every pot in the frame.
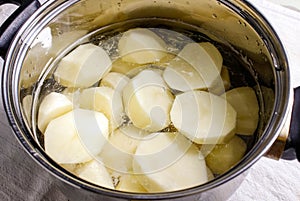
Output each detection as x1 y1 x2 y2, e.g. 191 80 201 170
0 0 299 200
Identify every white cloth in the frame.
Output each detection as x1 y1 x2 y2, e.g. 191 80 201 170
0 96 68 200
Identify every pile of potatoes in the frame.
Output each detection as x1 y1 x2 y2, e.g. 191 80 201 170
36 28 259 192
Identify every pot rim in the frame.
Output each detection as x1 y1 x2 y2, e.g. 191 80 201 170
1 0 292 199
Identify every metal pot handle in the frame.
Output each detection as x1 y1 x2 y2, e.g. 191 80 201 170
281 87 300 161
0 0 40 58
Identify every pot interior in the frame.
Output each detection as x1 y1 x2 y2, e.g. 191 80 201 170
6 0 289 199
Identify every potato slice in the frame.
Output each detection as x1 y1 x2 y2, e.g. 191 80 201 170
223 87 259 135
163 42 223 91
79 87 124 131
133 132 208 192
54 43 112 88
76 160 114 189
118 28 167 64
170 91 236 144
123 70 174 132
205 136 247 174
99 125 149 173
38 92 73 133
44 109 109 164
100 72 130 92
116 174 147 193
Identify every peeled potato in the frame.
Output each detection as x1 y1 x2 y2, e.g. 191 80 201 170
44 109 109 164
123 70 174 132
220 66 231 90
205 136 247 174
133 132 208 192
170 91 236 144
99 125 149 172
111 53 172 76
109 125 150 154
124 87 173 132
60 163 78 174
61 87 82 105
76 160 114 189
100 72 130 92
206 167 215 181
116 174 147 193
163 42 222 91
38 92 73 133
199 42 223 68
22 95 33 125
180 42 222 74
223 87 259 135
111 57 143 75
54 43 112 88
210 66 231 95
163 58 203 92
98 142 133 174
79 87 124 131
118 28 167 64
155 53 176 67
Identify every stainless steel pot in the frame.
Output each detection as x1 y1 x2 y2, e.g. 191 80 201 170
0 0 299 200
